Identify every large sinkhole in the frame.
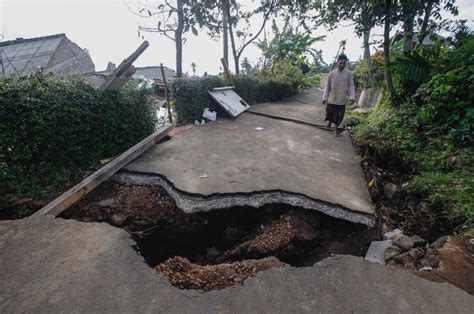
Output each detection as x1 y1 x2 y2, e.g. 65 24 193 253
60 181 377 291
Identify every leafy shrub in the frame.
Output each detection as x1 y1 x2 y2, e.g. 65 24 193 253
171 76 225 126
0 74 156 203
171 75 299 125
352 37 474 228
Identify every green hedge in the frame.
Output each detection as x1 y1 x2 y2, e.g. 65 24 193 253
0 74 156 202
171 74 299 125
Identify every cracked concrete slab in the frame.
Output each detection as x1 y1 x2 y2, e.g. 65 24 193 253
248 88 326 125
125 97 374 225
1 217 473 313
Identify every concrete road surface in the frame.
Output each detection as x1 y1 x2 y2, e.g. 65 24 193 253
125 88 374 225
1 217 472 313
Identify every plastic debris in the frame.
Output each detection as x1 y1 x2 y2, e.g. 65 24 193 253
201 119 206 125
255 127 264 131
419 265 433 272
199 172 208 178
202 108 217 121
383 228 403 240
194 120 200 126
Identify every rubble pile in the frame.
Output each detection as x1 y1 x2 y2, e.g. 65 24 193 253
224 213 317 258
155 256 288 291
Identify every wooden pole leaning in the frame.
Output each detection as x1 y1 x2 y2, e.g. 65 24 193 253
160 63 173 124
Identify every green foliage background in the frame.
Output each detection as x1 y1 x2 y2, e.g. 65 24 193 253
171 75 300 125
0 74 156 204
351 36 474 228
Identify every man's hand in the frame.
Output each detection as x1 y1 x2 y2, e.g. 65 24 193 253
322 100 327 106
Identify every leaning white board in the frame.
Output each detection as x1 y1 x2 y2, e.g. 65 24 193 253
208 87 250 118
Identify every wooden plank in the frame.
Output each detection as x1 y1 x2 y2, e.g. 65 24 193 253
99 41 149 91
31 125 174 217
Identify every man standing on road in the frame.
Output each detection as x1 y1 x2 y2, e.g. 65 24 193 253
322 54 355 137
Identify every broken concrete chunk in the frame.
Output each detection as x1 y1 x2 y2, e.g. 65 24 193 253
385 245 402 260
393 234 415 252
365 240 392 264
410 235 427 247
383 228 403 240
392 248 425 267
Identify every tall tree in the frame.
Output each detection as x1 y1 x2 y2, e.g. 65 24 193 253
226 0 278 73
127 0 216 77
316 0 383 88
196 0 279 74
222 0 230 65
417 0 458 45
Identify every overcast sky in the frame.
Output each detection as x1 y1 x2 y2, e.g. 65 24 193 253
1 0 472 75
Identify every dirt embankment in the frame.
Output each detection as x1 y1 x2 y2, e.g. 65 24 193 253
349 126 474 295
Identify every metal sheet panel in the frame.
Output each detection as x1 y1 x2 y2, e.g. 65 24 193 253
208 87 250 118
0 35 63 76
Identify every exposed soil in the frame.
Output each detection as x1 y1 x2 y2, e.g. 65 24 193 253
156 256 288 291
348 118 473 294
360 162 456 242
60 181 377 291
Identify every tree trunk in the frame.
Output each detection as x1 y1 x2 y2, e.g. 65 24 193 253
403 19 414 52
227 11 239 74
402 2 415 52
418 0 434 45
175 0 184 77
383 0 394 97
222 0 229 65
363 29 376 88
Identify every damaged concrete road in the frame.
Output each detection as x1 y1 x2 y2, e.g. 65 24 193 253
123 89 374 226
248 88 327 126
1 217 473 313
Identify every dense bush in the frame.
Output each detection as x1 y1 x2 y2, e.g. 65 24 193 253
171 76 225 126
171 75 299 125
352 37 474 228
0 74 156 203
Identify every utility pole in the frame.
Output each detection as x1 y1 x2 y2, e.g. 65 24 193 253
331 40 347 69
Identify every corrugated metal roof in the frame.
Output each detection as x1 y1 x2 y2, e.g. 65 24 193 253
0 34 65 76
95 66 177 81
134 66 177 81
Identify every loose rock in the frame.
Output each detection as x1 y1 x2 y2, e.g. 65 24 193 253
410 235 427 247
393 234 414 252
392 248 425 267
385 245 402 260
383 228 403 240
